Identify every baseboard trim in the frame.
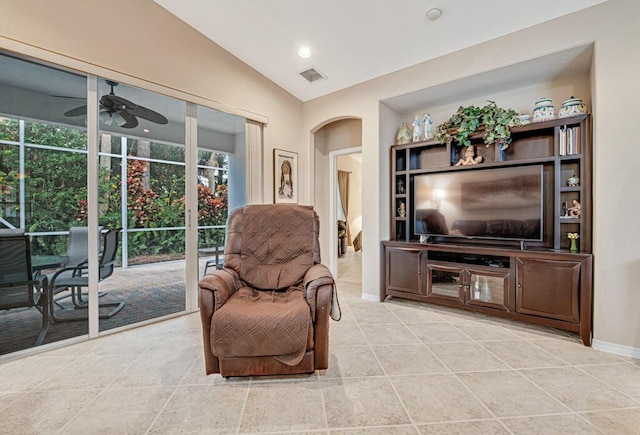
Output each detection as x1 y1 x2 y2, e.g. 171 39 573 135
361 293 380 302
592 339 640 360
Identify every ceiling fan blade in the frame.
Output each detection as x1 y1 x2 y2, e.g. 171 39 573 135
119 110 139 129
127 105 168 125
101 94 134 113
52 95 86 100
64 105 88 117
104 94 137 110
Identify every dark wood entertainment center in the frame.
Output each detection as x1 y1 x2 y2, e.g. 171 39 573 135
383 114 593 345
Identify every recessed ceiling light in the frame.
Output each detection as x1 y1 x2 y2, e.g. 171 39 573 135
297 46 312 59
426 8 442 20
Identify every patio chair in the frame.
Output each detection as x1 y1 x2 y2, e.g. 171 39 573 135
47 228 124 322
0 234 49 345
51 226 103 307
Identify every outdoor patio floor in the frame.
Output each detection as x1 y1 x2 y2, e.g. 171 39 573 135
0 258 201 356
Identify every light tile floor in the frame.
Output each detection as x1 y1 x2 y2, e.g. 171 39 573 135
1 248 640 434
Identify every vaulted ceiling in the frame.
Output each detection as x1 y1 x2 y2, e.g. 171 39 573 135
154 0 607 102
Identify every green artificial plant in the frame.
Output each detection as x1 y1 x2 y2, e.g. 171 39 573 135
434 101 521 150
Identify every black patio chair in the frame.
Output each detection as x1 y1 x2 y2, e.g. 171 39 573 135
48 228 124 322
0 234 49 345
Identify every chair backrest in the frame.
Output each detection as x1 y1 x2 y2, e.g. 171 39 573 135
223 204 320 290
65 226 103 266
98 228 120 281
0 228 25 237
0 235 36 310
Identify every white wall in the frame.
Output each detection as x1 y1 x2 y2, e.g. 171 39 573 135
303 0 640 352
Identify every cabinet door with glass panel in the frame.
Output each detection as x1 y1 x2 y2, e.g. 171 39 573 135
465 266 511 312
426 262 465 303
426 262 511 311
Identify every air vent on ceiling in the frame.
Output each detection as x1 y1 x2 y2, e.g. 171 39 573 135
299 67 327 83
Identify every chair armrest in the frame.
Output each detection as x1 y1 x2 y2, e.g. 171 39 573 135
198 268 243 313
303 263 333 289
198 268 243 376
303 264 341 321
49 264 89 287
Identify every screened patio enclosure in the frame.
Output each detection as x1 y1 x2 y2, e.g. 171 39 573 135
0 51 253 356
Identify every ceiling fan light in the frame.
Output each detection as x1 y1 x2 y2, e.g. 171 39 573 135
113 112 127 127
99 110 127 127
99 110 113 125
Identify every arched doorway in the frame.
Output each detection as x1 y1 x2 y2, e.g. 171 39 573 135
311 118 362 283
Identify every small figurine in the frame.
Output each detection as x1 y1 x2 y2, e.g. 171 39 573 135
397 202 406 217
396 122 411 145
412 115 422 142
567 199 581 217
566 175 580 187
397 179 405 194
423 113 433 140
455 145 483 166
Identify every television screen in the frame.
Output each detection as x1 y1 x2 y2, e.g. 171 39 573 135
413 165 543 241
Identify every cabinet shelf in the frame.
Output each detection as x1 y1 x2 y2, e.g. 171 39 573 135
560 217 581 224
407 155 556 175
560 154 582 161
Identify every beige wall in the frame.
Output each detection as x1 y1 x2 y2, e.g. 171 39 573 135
304 0 640 351
3 0 639 352
0 0 303 204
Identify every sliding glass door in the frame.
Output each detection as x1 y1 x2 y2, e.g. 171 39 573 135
196 105 245 276
96 78 187 332
0 54 89 354
0 51 250 357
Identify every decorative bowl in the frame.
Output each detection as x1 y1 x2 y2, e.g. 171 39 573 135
558 96 587 118
516 114 531 125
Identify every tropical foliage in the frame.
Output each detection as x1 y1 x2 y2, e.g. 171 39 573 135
434 101 521 150
0 117 228 261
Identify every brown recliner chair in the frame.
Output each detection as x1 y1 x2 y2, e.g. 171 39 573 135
198 204 340 377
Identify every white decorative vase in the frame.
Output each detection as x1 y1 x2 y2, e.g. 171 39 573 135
532 98 555 122
396 122 411 145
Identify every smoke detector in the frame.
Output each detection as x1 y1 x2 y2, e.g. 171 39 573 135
426 8 442 20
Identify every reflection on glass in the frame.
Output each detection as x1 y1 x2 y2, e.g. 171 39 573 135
431 269 461 298
469 274 504 305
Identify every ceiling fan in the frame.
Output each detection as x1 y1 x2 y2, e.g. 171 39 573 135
63 80 168 129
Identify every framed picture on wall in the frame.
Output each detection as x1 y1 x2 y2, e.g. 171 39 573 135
273 148 298 204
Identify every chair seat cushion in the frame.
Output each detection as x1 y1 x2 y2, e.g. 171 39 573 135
211 287 312 366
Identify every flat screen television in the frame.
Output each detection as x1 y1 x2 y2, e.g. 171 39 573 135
413 165 543 242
